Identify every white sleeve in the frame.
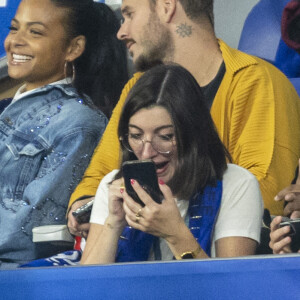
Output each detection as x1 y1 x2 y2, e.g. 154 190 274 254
212 164 264 245
89 170 119 225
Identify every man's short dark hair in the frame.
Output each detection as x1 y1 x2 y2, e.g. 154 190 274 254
178 0 214 24
149 0 214 25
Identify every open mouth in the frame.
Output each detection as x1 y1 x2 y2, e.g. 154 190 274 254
126 40 134 51
155 161 169 174
12 53 33 63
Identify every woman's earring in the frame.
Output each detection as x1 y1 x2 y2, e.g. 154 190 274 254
71 62 76 83
64 61 76 83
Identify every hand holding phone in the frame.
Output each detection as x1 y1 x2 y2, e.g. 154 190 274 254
72 199 94 224
279 217 300 252
122 159 163 206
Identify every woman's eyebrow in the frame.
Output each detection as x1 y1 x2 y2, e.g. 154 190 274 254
28 21 46 26
128 124 174 134
27 21 48 29
154 125 174 134
11 18 48 29
128 124 141 130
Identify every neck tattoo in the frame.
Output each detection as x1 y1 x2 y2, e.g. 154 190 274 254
176 22 193 38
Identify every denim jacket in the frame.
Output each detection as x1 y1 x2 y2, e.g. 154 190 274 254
0 83 107 266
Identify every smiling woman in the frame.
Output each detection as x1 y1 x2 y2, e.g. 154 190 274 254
5 0 76 90
0 0 128 268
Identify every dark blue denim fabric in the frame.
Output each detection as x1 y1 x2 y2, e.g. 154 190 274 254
0 84 107 266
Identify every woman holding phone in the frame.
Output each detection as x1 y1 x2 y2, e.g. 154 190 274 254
81 64 263 264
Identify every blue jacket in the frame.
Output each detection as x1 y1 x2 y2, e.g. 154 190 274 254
0 83 107 266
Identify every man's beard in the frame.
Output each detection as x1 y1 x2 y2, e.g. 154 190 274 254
134 12 174 72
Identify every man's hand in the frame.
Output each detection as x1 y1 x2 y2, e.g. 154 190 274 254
275 159 300 218
269 216 293 254
67 197 94 238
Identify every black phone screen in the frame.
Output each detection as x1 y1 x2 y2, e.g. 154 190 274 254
122 159 163 206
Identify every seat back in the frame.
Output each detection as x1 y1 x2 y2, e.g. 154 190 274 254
238 0 300 78
274 39 300 78
238 0 290 62
289 77 300 97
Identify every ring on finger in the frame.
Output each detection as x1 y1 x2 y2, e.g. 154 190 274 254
135 215 140 223
135 207 143 218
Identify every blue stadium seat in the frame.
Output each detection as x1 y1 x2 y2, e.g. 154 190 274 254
238 0 290 63
290 78 300 96
274 39 300 78
238 0 300 79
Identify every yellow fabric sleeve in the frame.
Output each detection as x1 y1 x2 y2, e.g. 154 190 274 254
213 41 300 215
68 73 143 209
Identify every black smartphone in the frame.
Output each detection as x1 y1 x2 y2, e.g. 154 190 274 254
122 159 163 206
279 217 300 252
72 199 94 224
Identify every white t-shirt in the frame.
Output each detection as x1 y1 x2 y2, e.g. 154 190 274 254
90 164 263 258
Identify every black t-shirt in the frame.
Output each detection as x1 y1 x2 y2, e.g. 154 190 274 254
201 61 226 109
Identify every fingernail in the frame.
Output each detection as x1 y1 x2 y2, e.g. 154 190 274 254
274 196 279 201
130 179 135 185
158 179 165 185
120 187 124 193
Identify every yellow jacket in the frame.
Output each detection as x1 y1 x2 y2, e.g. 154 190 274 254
69 40 300 215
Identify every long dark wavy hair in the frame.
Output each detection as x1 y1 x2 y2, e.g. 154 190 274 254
117 64 231 199
51 0 128 117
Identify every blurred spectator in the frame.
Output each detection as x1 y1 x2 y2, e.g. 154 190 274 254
270 0 300 254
